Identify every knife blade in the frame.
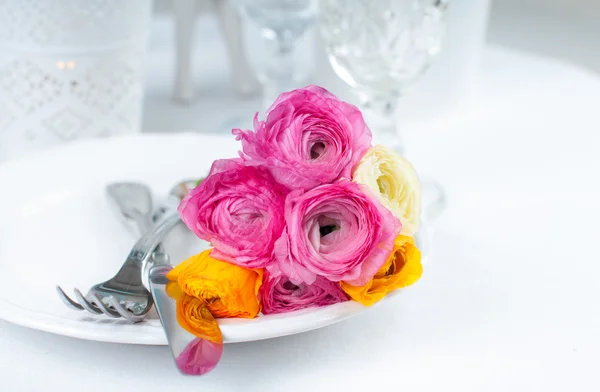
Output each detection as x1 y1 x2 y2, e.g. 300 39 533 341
148 259 224 376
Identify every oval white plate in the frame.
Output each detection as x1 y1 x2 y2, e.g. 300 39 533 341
0 134 427 345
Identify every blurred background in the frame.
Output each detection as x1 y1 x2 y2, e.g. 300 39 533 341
1 0 599 160
489 0 600 73
155 0 600 71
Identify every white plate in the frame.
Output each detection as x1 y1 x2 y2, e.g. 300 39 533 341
0 134 427 345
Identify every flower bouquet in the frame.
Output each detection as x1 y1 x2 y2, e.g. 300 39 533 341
166 85 423 374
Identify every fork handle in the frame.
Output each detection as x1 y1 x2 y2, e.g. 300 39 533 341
126 212 181 267
106 183 155 239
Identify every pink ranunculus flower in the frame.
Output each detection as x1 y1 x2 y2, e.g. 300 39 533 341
274 180 401 286
178 158 287 269
233 85 372 190
260 271 348 314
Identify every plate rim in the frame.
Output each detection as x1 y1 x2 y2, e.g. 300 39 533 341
0 292 375 345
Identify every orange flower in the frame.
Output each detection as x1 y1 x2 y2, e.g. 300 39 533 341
176 294 223 343
165 281 185 300
166 249 263 318
340 235 422 306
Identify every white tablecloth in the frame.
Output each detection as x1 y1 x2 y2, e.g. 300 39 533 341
2 46 600 391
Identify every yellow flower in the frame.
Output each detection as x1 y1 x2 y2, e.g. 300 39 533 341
340 235 422 306
165 271 223 342
352 145 421 235
165 281 184 300
176 294 223 343
166 249 263 319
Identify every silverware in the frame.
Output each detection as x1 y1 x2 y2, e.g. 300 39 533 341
106 182 155 239
56 180 197 322
152 180 198 224
56 182 156 321
56 215 180 322
144 180 223 375
148 261 224 376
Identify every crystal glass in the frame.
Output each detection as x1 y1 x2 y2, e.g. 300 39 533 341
319 0 449 219
232 0 318 110
319 0 448 152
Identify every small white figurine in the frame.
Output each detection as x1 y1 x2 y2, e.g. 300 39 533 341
172 0 260 103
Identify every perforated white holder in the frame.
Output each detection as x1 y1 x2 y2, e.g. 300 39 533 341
0 0 153 160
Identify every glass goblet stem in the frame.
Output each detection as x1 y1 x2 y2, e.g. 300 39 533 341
357 90 404 154
261 30 296 110
358 89 446 221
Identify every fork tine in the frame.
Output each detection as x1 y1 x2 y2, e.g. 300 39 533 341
56 286 85 311
88 293 121 318
107 296 147 323
73 288 103 315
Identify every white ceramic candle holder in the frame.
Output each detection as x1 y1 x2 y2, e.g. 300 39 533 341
0 0 153 161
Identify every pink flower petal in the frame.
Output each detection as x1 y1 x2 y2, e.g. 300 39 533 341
277 180 401 285
234 85 372 190
176 338 223 376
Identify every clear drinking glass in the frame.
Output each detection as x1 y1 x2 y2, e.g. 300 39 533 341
232 0 318 110
319 0 448 152
319 0 449 219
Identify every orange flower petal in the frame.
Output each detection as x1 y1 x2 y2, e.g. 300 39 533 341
393 240 422 288
166 255 197 282
341 235 422 307
165 281 185 300
172 249 263 319
176 294 223 343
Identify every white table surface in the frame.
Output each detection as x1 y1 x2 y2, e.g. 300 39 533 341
2 44 600 391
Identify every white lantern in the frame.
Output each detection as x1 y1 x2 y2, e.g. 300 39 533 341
0 0 153 161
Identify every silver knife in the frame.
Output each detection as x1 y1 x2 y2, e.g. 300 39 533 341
108 180 222 375
148 256 224 376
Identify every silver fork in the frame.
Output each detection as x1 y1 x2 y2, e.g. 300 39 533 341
57 210 183 322
56 182 158 321
56 180 197 322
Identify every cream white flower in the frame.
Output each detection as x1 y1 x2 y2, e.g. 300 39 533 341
352 145 421 235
